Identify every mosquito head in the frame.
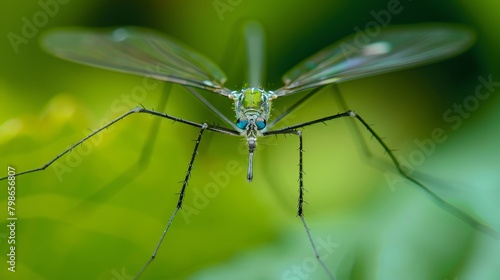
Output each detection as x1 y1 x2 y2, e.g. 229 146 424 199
229 87 276 182
230 87 276 132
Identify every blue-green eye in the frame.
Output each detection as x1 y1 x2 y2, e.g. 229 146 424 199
236 118 248 129
255 118 266 130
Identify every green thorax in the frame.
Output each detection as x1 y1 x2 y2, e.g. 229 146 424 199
231 87 275 120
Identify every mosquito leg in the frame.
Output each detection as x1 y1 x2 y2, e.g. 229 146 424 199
265 129 336 280
0 108 141 180
296 131 305 217
266 111 499 238
134 123 208 279
295 130 336 280
257 87 328 216
349 112 498 238
329 84 477 196
300 215 336 280
0 106 238 181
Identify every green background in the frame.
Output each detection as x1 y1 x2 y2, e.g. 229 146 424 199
1 0 500 279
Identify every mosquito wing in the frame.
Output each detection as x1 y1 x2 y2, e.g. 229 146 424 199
275 24 475 96
42 27 232 96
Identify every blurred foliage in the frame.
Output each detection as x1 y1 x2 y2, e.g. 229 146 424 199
0 0 499 279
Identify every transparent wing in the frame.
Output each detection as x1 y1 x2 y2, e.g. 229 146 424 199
42 27 232 96
275 24 475 96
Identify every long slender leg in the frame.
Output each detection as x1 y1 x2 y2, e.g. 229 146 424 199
295 130 336 280
264 129 336 280
300 215 335 280
258 88 327 216
0 107 239 181
296 131 305 217
1 109 136 180
330 84 475 193
134 123 208 279
265 111 499 238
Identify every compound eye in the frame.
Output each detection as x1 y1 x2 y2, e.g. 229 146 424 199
236 118 248 129
255 118 266 130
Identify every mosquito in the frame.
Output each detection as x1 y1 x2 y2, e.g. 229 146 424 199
1 21 496 279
